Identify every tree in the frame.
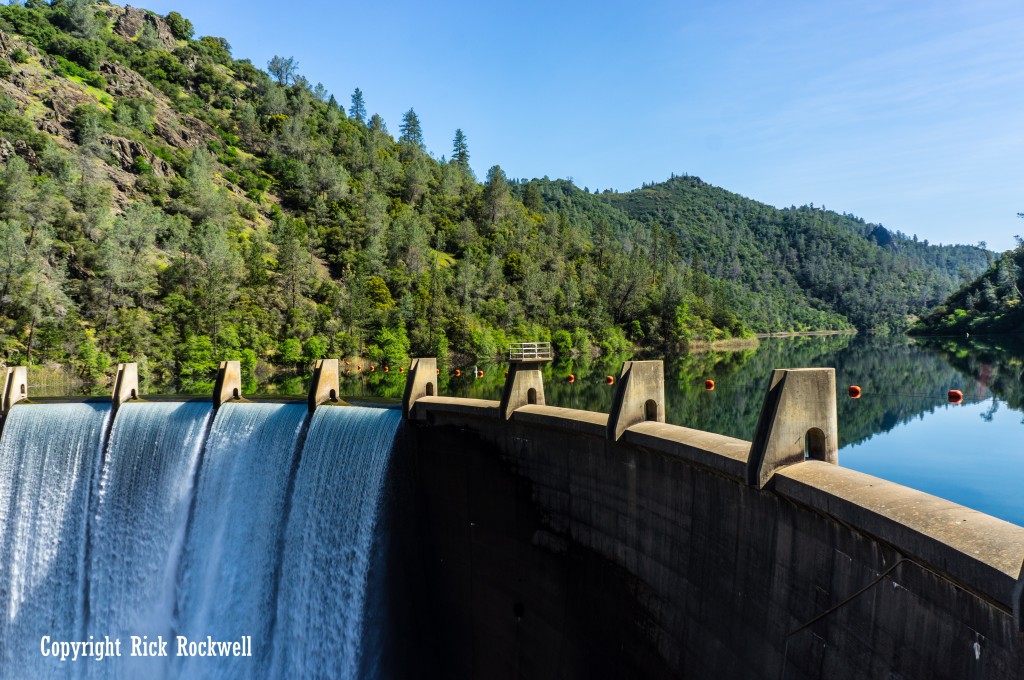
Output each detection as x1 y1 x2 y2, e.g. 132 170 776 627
349 87 366 122
399 108 423 148
136 22 163 52
483 165 509 224
452 128 469 169
65 0 102 40
267 55 298 86
165 11 194 40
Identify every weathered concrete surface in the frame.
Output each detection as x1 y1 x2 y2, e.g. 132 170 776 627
111 362 139 409
748 367 838 488
308 358 340 412
212 360 241 409
402 358 437 419
409 402 1024 680
499 362 546 420
606 360 665 441
1 365 27 415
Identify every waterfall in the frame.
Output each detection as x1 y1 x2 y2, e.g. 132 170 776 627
0 399 402 680
271 406 402 679
0 402 110 679
174 402 307 679
87 401 212 679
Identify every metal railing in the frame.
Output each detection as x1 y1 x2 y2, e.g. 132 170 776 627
508 342 552 361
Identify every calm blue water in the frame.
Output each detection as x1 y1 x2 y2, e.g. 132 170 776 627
384 334 1024 526
843 396 1024 524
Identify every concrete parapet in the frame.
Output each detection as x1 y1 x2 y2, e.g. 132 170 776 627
111 363 139 410
308 359 340 412
402 358 437 419
213 360 242 409
606 360 665 441
499 362 545 420
1 366 27 415
411 397 500 423
747 367 837 488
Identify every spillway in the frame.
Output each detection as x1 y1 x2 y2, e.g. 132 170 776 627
0 402 110 677
87 401 212 679
174 401 308 679
271 406 403 680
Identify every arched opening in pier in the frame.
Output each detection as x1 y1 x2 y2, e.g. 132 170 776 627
232 387 239 400
527 388 538 405
805 428 827 460
644 400 658 421
426 382 434 396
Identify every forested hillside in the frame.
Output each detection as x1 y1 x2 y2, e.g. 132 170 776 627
0 1 992 390
604 176 991 332
910 238 1023 335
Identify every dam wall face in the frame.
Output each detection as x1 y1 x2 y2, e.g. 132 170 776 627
408 397 1024 679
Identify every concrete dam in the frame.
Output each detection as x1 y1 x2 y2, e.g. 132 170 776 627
0 358 1023 678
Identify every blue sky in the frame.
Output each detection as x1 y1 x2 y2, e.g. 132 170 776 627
133 0 1023 251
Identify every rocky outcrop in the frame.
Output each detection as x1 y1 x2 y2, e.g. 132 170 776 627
109 6 178 52
100 135 173 177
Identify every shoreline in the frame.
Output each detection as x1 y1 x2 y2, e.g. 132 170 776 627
755 329 858 338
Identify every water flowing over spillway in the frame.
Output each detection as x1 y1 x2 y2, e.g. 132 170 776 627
174 402 307 679
0 402 111 678
0 400 403 679
87 401 212 679
271 406 403 680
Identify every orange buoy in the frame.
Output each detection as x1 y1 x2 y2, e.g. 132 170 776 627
345 361 350 366
455 369 461 377
477 370 484 378
436 369 440 376
504 371 508 377
384 365 389 373
605 375 615 385
357 365 362 371
345 368 351 375
370 365 375 372
567 374 575 384
848 385 862 399
705 379 715 391
399 366 404 373
948 389 963 404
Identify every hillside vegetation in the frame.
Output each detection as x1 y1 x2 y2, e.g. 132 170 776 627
0 1 991 389
910 238 1023 336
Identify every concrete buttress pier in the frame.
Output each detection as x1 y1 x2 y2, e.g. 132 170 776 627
111 363 139 410
747 367 838 488
606 360 665 441
402 358 437 419
213 361 242 409
308 359 340 412
1 365 27 415
499 361 546 420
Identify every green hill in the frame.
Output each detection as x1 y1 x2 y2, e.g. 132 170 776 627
602 175 990 332
910 239 1023 335
0 2 994 391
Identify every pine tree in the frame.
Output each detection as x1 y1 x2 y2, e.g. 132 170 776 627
349 88 366 122
452 128 469 168
400 108 424 148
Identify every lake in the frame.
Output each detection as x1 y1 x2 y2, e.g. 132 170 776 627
341 333 1024 526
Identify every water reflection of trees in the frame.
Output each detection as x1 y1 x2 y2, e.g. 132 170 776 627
329 334 1011 448
913 336 1024 415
